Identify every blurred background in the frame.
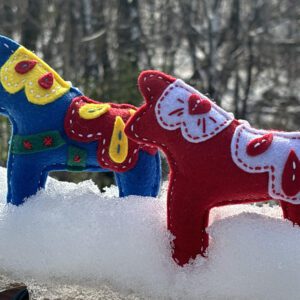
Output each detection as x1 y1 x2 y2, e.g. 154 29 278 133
0 0 299 189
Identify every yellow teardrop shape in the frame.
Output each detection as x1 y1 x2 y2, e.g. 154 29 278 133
109 116 128 163
129 109 136 115
79 103 110 120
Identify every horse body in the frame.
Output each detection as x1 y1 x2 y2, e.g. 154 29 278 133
0 36 161 205
125 70 300 265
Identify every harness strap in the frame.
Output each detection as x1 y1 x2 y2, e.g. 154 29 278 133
11 130 65 154
11 130 88 171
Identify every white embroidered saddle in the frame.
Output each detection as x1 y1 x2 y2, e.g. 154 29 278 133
155 79 234 143
231 123 300 204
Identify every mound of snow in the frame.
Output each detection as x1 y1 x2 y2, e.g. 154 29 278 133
1 166 300 299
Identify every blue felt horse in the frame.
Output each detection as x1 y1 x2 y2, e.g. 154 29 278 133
0 35 161 205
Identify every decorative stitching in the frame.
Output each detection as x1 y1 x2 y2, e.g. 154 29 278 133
232 124 300 201
66 98 142 171
0 47 70 105
130 72 179 228
154 80 233 143
131 72 292 243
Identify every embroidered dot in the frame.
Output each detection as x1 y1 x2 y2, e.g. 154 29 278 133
73 155 81 163
43 136 53 147
23 140 32 150
15 60 37 74
38 72 54 89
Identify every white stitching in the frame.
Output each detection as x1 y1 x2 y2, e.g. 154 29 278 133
66 98 142 171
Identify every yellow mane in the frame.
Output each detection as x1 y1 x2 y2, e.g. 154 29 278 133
0 46 70 105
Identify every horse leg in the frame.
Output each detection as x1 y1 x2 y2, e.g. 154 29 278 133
114 150 161 197
168 175 210 266
6 153 48 205
280 200 300 226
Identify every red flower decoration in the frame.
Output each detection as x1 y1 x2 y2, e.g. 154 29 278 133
38 72 54 89
15 60 37 74
73 155 81 163
43 136 53 147
23 140 32 150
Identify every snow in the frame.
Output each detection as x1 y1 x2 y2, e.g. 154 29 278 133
1 166 300 299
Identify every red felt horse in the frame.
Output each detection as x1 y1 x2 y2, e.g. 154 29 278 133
125 70 300 266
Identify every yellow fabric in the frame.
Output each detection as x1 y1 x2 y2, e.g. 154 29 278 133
0 47 70 105
109 116 128 163
79 103 110 120
129 109 136 115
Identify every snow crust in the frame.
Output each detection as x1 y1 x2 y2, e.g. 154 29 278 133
1 166 300 299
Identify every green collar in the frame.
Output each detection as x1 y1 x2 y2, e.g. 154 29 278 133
10 131 88 171
10 130 65 154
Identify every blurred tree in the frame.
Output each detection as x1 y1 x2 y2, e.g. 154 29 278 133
0 0 298 184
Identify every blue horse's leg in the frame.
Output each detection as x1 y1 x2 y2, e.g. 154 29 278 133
6 153 48 205
114 151 161 197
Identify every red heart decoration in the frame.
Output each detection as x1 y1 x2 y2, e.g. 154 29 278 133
246 133 273 156
282 150 300 197
188 94 211 115
38 72 54 89
15 60 37 74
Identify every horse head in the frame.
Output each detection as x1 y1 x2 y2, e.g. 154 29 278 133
125 70 234 150
0 35 75 133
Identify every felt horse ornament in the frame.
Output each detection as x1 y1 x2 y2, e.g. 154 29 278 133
125 70 300 266
0 35 161 206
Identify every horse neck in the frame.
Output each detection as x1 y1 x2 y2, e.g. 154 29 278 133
161 120 240 171
6 88 81 135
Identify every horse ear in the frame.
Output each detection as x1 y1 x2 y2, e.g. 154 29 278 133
138 70 176 103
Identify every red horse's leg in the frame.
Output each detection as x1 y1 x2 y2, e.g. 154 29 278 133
168 176 210 266
280 201 300 226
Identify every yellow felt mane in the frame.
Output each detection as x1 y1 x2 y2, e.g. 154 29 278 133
0 46 70 105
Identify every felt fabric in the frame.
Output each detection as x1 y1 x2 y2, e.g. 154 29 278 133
125 70 300 266
64 96 157 172
0 46 71 105
10 131 65 154
155 79 234 142
0 35 161 205
231 123 300 203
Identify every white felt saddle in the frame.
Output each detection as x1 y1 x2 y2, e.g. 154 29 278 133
231 123 300 204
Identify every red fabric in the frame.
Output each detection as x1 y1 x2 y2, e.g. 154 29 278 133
43 136 53 147
282 150 300 197
64 96 157 172
23 140 32 150
15 60 37 74
246 133 273 156
137 70 176 103
125 70 300 266
188 93 211 115
38 72 54 89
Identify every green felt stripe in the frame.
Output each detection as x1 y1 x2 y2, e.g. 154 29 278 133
11 131 65 154
67 145 87 170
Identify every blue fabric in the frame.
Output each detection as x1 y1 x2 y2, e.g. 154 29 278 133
0 35 161 205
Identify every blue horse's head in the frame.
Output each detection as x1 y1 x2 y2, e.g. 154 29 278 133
0 35 82 134
0 35 20 115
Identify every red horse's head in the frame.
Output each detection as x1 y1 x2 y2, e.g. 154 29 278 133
125 70 234 149
125 70 176 148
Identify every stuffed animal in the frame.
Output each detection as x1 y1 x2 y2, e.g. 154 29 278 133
0 35 161 205
125 70 300 266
